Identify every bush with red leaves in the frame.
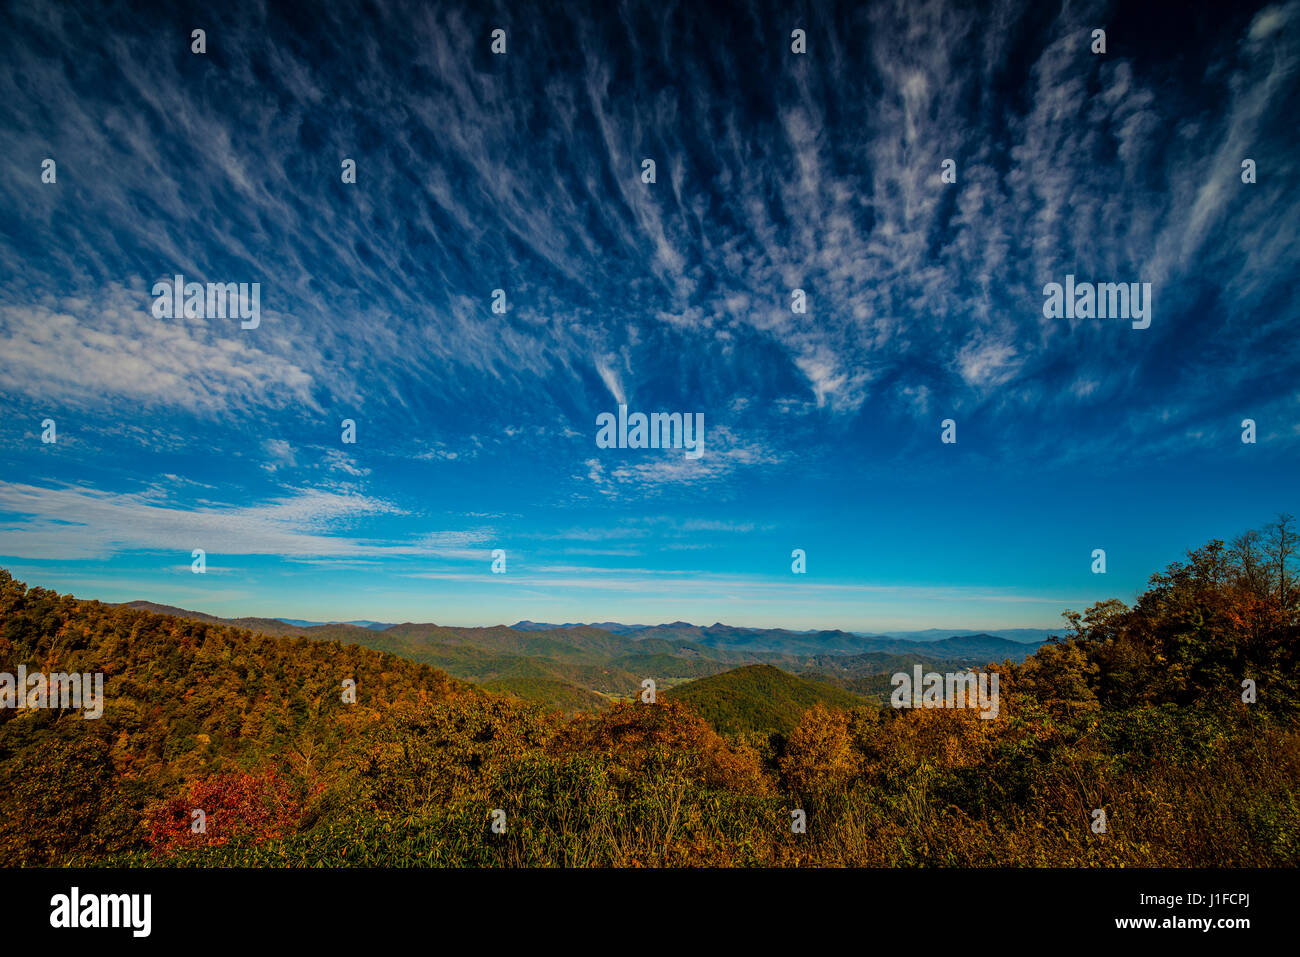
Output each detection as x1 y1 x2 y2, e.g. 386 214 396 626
145 767 309 854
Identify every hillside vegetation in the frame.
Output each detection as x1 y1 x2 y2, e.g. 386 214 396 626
118 604 1038 712
1 516 1297 867
668 664 866 734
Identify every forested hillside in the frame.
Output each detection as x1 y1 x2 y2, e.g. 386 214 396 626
104 606 1027 712
1 518 1297 867
0 573 473 863
667 664 866 734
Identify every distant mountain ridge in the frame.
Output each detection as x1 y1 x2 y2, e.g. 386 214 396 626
511 620 659 635
867 627 1057 643
114 600 1045 712
120 605 1053 652
278 618 392 630
511 620 1055 644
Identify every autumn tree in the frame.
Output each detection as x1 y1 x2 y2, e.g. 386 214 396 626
779 704 859 797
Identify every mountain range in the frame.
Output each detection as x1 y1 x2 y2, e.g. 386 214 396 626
511 620 1056 644
277 618 392 630
119 601 1047 712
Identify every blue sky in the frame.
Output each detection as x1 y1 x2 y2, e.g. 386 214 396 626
1 0 1297 630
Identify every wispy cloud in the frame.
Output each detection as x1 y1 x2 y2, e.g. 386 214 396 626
0 0 1294 626
0 481 490 561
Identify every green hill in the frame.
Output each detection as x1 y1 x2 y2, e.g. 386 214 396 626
109 602 769 709
668 664 867 735
481 676 610 712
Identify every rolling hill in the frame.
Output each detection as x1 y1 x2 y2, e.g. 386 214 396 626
5 516 1298 870
113 603 1041 712
668 664 867 735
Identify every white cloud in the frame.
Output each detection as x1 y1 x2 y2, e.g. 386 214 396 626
0 287 317 415
0 481 496 561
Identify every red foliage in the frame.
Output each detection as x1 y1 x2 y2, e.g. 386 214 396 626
145 767 312 853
